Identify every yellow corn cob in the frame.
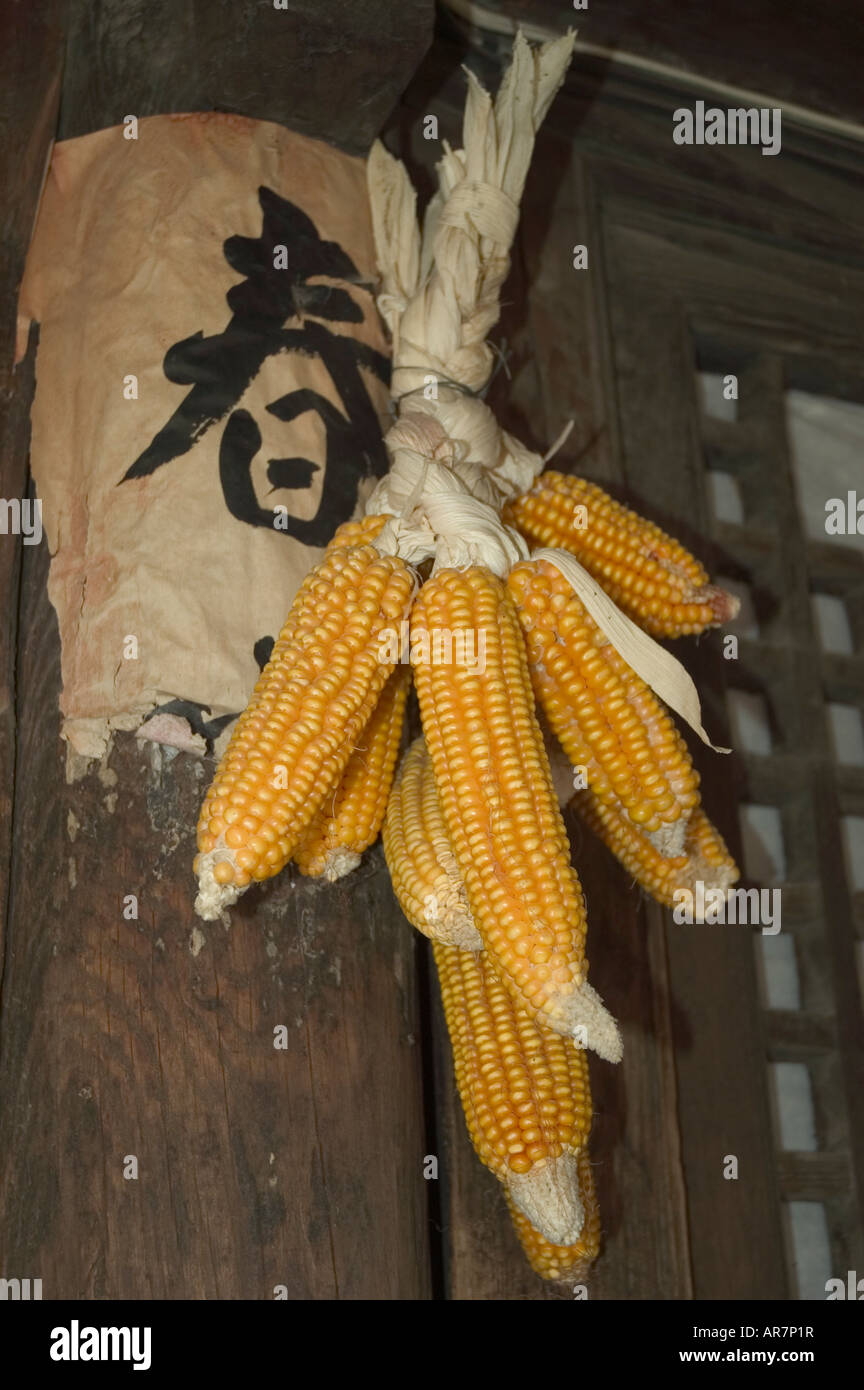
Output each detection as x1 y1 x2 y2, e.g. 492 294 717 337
574 794 738 908
294 665 411 880
507 557 699 851
434 939 593 1245
325 512 391 551
506 1147 601 1283
382 736 482 950
194 541 415 918
410 565 621 1060
503 471 739 638
387 734 606 1254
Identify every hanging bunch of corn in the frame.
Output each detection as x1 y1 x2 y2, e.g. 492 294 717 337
191 29 740 1286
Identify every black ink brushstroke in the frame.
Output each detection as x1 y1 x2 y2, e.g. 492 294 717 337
267 458 319 491
121 187 374 482
145 699 236 745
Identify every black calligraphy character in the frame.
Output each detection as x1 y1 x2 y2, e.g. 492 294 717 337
121 185 389 537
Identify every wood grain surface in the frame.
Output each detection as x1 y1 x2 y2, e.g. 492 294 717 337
0 532 432 1299
0 0 64 965
58 0 434 153
0 0 433 1301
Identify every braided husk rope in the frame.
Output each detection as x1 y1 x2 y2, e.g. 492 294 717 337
366 30 727 754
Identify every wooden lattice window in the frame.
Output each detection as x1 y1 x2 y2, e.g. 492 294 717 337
694 336 864 1296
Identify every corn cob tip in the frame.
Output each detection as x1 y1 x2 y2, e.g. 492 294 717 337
194 849 242 921
702 584 741 626
432 908 483 952
504 1202 597 1286
506 1146 601 1282
565 981 623 1064
314 848 363 883
506 1152 585 1247
551 1256 593 1286
678 859 739 902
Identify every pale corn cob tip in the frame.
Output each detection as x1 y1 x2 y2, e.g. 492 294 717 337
194 850 242 922
194 542 415 917
312 848 361 883
508 557 699 841
506 1147 601 1283
294 665 410 881
564 980 623 1064
411 565 592 1037
700 583 741 625
383 737 482 950
507 1152 584 1247
433 940 595 1245
505 470 739 638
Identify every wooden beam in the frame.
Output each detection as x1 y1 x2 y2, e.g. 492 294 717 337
766 1011 838 1060
778 1150 852 1201
0 3 63 971
59 0 435 154
441 0 864 128
0 0 436 1298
